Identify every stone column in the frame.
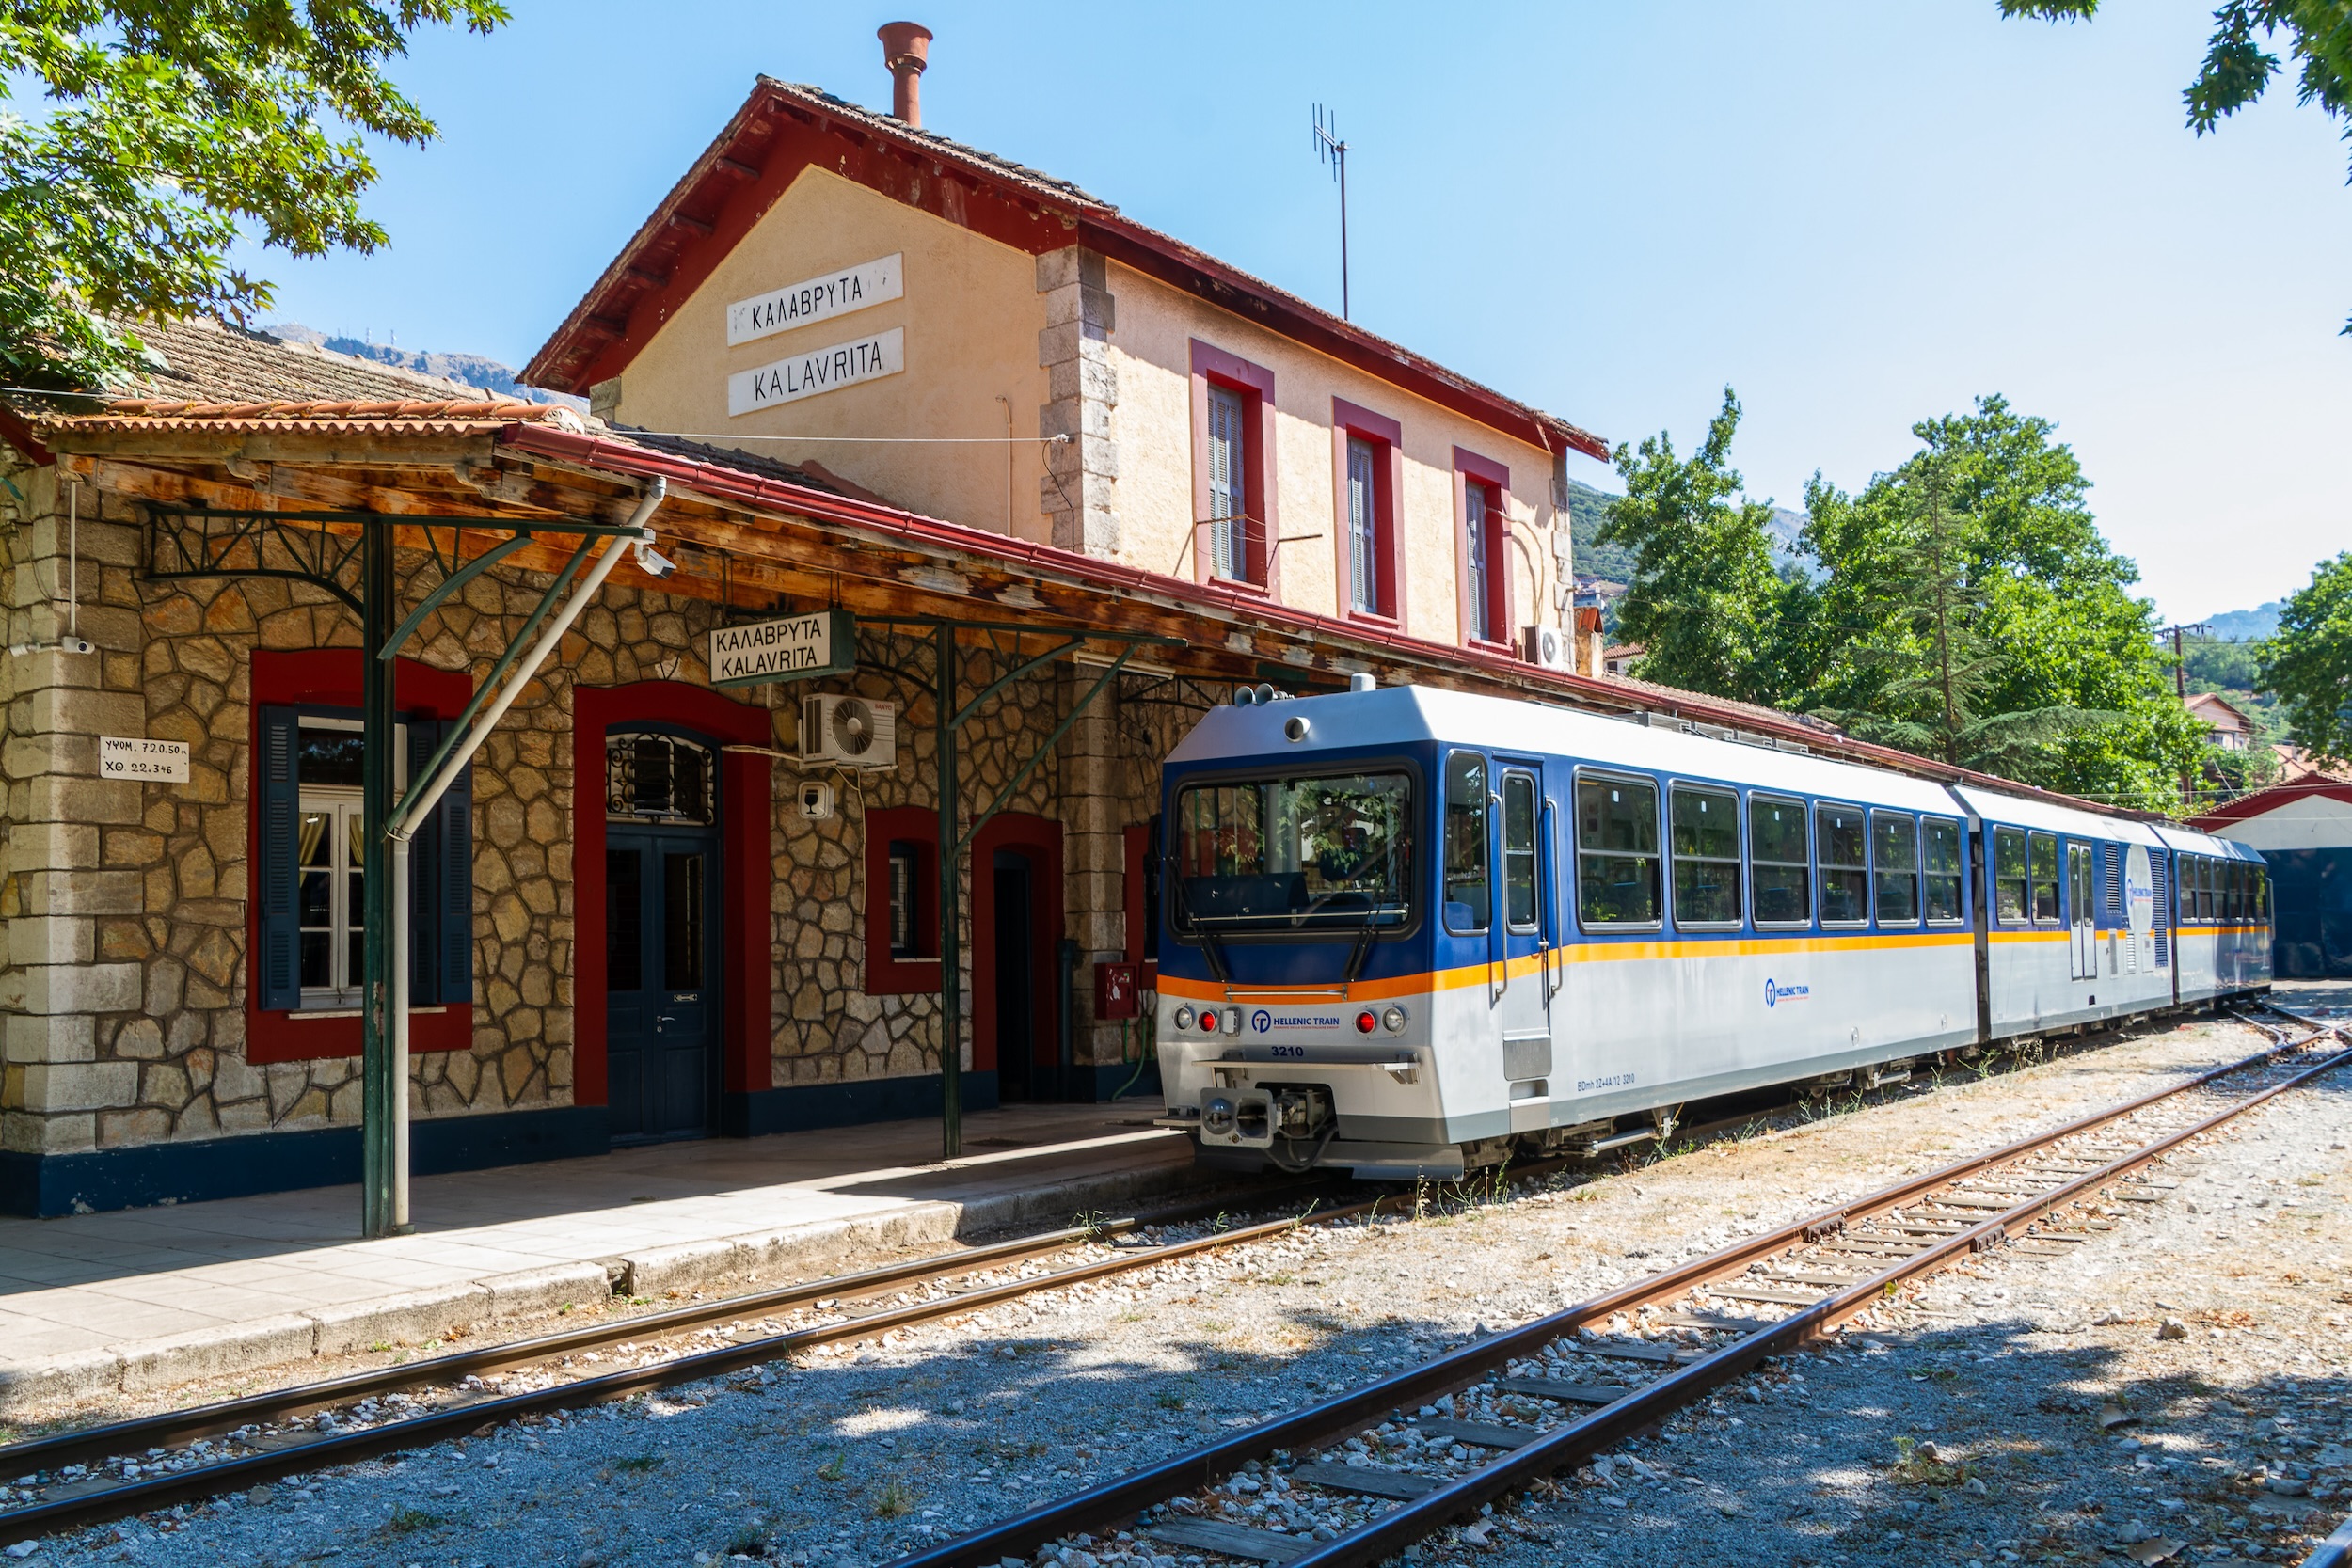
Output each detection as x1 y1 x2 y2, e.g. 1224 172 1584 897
0 468 150 1169
1057 664 1127 1097
1036 246 1120 557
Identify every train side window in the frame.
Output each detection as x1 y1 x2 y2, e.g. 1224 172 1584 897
1921 816 1963 924
1502 772 1538 930
2230 861 2247 923
2196 857 2214 923
1816 803 1867 926
1871 811 1919 927
1577 774 1661 927
1994 828 2028 923
1670 784 1741 927
1443 752 1489 934
2256 865 2269 920
2029 832 2060 923
1749 793 1810 926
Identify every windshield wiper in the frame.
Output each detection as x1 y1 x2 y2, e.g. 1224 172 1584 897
1173 878 1232 987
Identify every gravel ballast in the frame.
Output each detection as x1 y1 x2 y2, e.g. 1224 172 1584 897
4 1010 2343 1568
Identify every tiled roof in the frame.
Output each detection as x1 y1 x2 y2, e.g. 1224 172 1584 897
109 317 517 404
523 78 1609 462
40 396 586 439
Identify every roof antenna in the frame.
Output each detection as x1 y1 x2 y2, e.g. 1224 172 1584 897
1312 104 1351 320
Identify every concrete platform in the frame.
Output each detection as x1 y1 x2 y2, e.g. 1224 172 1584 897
0 1104 1202 1416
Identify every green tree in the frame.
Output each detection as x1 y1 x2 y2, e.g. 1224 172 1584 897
1804 451 2103 774
2002 0 2352 331
1597 388 1791 706
2259 551 2352 764
1797 397 2203 809
3 0 507 388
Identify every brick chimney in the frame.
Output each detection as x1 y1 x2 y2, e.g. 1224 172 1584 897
878 22 932 128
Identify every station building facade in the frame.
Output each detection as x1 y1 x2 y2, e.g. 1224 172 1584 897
4 69 1822 1218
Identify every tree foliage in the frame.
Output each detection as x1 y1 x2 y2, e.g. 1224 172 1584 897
1597 388 1791 707
2002 0 2352 331
1795 397 2203 809
2259 550 2352 764
1602 389 2205 810
2 0 507 388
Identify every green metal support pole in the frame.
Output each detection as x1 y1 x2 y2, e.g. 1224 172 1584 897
359 524 399 1237
935 621 961 1160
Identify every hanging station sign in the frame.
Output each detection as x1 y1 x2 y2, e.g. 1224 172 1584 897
98 736 191 783
709 610 857 689
726 254 902 347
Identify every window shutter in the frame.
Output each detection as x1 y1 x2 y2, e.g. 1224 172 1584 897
434 730 475 1006
257 705 302 1010
2150 854 2169 969
2101 844 2122 924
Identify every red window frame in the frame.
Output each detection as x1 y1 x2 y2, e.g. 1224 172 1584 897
1189 340 1279 594
1331 398 1404 624
1454 446 1512 651
865 806 942 994
246 650 472 1065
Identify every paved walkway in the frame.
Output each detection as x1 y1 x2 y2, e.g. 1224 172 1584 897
0 1104 1198 1414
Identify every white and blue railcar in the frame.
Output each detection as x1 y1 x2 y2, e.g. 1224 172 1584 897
1153 683 2272 1180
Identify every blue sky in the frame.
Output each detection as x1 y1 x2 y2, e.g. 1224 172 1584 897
244 1 2352 625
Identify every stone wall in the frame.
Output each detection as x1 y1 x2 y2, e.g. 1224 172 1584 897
1 481 1176 1173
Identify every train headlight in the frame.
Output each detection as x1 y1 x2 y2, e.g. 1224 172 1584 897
1354 1010 1377 1035
1202 1096 1237 1135
1381 1006 1407 1033
1173 1006 1195 1032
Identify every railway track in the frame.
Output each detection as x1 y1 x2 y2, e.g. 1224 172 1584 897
0 1005 2267 1554
879 1004 2348 1568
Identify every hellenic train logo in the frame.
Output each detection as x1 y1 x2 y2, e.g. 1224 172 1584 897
1252 1009 1274 1035
1765 978 1811 1008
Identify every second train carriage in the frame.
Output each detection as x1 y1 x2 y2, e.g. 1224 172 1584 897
1152 682 2272 1179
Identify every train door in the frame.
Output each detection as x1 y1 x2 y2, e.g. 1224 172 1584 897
1495 762 1550 1087
2067 843 2095 981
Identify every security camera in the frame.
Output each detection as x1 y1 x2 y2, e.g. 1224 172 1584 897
59 636 94 656
632 539 676 578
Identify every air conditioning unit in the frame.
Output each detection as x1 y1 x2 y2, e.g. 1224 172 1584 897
800 693 898 769
1520 624 1569 671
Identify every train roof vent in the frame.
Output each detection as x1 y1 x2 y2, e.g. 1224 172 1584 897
1772 737 1811 754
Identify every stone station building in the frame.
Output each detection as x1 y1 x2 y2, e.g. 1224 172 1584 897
0 54 1881 1218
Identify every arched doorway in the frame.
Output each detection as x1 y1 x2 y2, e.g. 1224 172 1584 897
603 728 723 1141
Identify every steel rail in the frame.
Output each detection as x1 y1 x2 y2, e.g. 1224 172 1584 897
881 1018 2340 1568
1275 1027 2352 1568
0 1178 1341 1481
0 1007 2245 1551
0 1184 1415 1547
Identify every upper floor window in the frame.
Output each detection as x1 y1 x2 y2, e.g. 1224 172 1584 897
1333 400 1401 621
1207 385 1250 581
1190 341 1276 591
1454 448 1511 647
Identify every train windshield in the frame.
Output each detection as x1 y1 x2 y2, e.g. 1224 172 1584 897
1172 771 1413 933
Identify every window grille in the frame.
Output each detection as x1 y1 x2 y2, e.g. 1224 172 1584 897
607 733 716 824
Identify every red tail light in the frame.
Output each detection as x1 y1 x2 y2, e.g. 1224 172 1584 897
1355 1010 1376 1034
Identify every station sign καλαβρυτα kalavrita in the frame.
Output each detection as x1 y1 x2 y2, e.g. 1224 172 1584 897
708 610 857 689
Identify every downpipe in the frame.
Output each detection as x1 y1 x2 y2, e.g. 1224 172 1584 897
384 481 666 1229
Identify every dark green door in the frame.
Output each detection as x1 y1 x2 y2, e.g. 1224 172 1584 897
606 828 720 1141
